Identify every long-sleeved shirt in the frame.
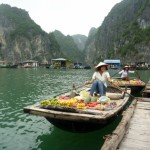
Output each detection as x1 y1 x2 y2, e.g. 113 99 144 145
119 70 134 78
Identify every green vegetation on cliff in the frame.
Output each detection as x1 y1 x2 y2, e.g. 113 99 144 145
92 0 150 64
0 4 86 63
0 4 44 39
53 30 85 62
0 4 64 63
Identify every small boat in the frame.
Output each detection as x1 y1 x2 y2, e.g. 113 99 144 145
0 64 18 68
112 77 146 93
84 65 91 69
136 66 149 70
135 62 149 70
24 86 131 132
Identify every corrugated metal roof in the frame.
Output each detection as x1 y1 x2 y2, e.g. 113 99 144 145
52 58 66 61
104 59 120 63
23 60 38 63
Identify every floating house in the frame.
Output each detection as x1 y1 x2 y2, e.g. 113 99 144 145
22 60 39 68
73 62 84 69
104 59 121 69
135 61 149 70
51 58 71 69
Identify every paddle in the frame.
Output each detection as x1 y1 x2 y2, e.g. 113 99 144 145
110 69 121 78
134 69 141 79
53 84 86 98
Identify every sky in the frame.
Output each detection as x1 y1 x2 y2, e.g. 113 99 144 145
0 0 122 36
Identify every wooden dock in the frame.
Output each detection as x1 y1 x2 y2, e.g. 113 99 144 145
142 79 150 97
101 97 150 150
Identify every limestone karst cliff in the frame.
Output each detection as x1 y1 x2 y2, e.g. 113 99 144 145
84 0 150 65
0 4 75 63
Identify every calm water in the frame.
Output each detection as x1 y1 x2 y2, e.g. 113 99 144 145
0 68 149 150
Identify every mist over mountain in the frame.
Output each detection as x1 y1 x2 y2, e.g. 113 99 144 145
52 30 84 62
72 34 87 51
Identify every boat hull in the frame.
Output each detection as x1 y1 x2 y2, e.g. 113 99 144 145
46 116 117 132
119 85 144 94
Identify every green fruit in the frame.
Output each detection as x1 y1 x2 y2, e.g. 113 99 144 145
84 97 91 103
91 97 97 102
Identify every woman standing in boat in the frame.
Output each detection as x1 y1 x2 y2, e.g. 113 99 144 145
84 62 112 96
119 65 134 80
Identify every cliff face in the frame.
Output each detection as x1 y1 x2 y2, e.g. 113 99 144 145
83 27 97 65
53 30 85 62
85 0 150 65
0 4 62 63
72 34 87 51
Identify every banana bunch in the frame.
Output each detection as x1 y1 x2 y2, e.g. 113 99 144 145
40 100 51 106
49 99 59 106
58 98 78 107
40 97 58 106
76 103 86 109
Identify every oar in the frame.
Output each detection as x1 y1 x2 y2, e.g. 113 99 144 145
110 69 121 78
53 84 87 98
69 84 90 98
134 69 141 79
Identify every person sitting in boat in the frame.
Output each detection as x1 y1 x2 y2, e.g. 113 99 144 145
119 65 134 80
84 62 112 96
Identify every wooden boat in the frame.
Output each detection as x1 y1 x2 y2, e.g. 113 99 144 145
136 66 149 70
84 65 91 69
24 86 131 132
112 77 145 93
0 64 18 68
142 79 150 98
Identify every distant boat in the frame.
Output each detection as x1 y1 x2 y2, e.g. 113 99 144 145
136 66 149 70
135 62 149 70
0 64 18 68
112 77 146 93
84 66 91 69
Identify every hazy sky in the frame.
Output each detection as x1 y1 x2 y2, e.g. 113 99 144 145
0 0 122 36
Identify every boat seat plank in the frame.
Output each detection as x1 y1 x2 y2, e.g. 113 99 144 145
127 124 150 132
137 101 150 104
145 86 150 89
142 90 150 93
136 103 150 107
122 133 150 144
137 97 150 102
119 139 150 150
131 112 150 118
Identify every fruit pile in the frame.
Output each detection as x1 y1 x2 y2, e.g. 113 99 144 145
112 79 144 85
40 96 86 109
40 95 117 111
95 102 117 111
129 80 143 85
